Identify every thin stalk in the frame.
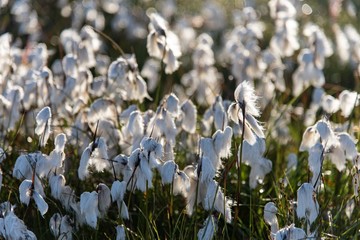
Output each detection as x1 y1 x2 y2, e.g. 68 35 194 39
234 102 246 234
193 175 200 239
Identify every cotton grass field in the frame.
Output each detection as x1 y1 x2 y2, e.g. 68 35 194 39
0 0 360 239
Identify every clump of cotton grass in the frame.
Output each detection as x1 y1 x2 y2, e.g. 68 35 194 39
160 160 190 196
78 137 110 180
111 179 129 220
228 81 264 144
223 7 264 84
268 0 299 57
183 127 233 223
0 203 37 239
179 33 222 106
299 118 358 188
125 137 163 192
257 49 286 108
72 184 111 228
292 48 325 96
107 54 151 103
146 10 181 74
19 179 48 217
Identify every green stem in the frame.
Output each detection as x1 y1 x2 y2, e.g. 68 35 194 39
233 103 246 236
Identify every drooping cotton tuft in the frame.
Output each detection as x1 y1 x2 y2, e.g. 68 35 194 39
165 93 180 115
80 191 99 229
339 89 358 118
180 99 197 133
299 126 319 152
274 224 306 240
296 183 319 226
19 180 32 206
116 225 126 240
160 160 177 184
35 106 52 147
49 213 61 238
234 81 260 117
213 126 233 159
197 215 217 240
228 81 264 144
32 190 48 217
97 183 111 217
111 180 127 202
203 180 232 223
264 202 279 236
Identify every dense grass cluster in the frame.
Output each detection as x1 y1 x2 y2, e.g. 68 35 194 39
0 0 360 239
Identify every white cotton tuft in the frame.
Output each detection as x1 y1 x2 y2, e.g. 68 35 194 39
19 180 32 205
315 120 333 143
299 126 319 152
234 81 260 117
80 191 99 229
111 180 127 202
197 215 217 240
117 200 129 220
329 146 346 172
213 126 233 159
204 180 232 223
13 155 34 180
0 148 6 163
160 160 177 185
127 111 144 138
345 199 355 219
213 96 228 130
180 100 197 133
338 133 358 159
286 153 297 172
199 138 219 170
49 174 66 200
0 169 2 194
97 183 111 217
173 171 190 197
264 202 279 235
245 114 265 139
249 157 272 189
321 95 340 114
308 143 323 188
49 213 61 238
274 224 306 240
296 183 319 225
32 190 48 217
87 98 118 126
35 106 52 147
116 225 126 240
59 215 73 240
339 90 358 118
54 133 67 152
140 137 163 166
165 93 180 115
78 147 91 180
200 156 216 184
